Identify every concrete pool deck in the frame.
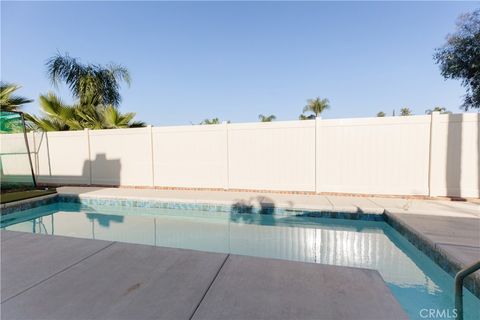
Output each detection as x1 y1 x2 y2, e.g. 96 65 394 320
1 231 407 320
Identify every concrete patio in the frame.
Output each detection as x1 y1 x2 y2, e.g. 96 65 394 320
1 231 407 320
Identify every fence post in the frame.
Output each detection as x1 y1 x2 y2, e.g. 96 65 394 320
428 111 440 197
315 116 321 194
223 121 230 190
84 128 92 185
147 125 155 187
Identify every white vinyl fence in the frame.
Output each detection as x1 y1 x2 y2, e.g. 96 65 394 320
3 112 478 197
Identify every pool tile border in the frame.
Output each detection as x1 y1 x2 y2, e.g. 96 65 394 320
1 194 385 222
55 194 385 221
1 194 58 215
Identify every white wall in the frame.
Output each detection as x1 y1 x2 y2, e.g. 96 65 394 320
20 113 479 198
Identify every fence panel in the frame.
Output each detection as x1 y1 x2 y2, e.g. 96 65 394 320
152 124 227 189
34 131 90 185
316 116 431 195
25 114 479 197
228 121 316 192
89 128 152 186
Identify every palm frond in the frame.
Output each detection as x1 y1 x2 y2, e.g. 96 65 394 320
0 82 33 111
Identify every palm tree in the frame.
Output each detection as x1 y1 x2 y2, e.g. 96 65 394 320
0 82 33 111
33 54 144 131
377 111 386 117
425 106 451 114
400 107 413 116
200 118 221 125
300 97 330 119
258 114 276 122
299 114 316 120
28 92 145 131
47 53 130 107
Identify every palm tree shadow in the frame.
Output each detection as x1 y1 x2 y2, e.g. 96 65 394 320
82 153 121 185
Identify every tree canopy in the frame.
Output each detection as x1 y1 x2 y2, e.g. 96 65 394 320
435 9 480 110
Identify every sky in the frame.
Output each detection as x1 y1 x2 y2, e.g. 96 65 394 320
1 1 479 126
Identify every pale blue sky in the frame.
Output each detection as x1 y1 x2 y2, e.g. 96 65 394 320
1 1 479 125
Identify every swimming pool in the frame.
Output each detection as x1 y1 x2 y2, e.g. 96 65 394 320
2 198 479 320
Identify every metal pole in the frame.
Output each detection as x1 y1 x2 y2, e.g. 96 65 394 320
455 260 480 320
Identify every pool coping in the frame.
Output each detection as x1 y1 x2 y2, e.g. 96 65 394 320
384 211 480 299
2 192 479 299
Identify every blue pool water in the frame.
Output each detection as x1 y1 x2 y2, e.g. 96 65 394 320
2 201 479 320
